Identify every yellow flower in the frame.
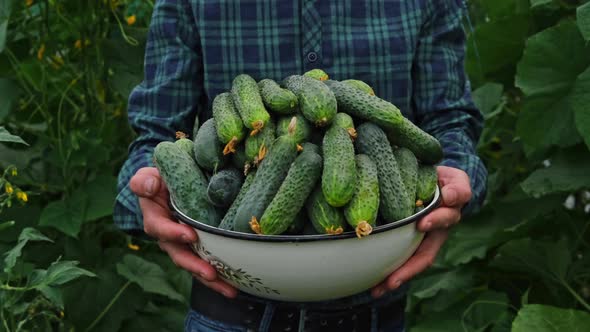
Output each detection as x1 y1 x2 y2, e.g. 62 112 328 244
74 39 82 49
16 191 28 202
26 0 33 7
5 183 13 195
51 55 64 69
127 243 140 251
59 311 64 318
126 15 136 26
37 44 45 60
11 168 17 176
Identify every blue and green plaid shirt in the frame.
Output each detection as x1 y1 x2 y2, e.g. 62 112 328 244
115 0 487 233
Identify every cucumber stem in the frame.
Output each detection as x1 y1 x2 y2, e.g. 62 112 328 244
415 200 423 207
287 116 298 135
325 226 343 235
222 136 238 155
175 131 188 139
254 143 267 167
297 144 303 152
249 217 262 234
355 221 373 238
347 127 358 140
315 117 328 127
250 120 265 136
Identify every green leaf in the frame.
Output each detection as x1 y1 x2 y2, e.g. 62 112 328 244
463 291 511 332
37 285 64 308
512 304 590 332
515 21 590 151
82 174 117 220
39 192 89 238
530 0 555 9
37 260 96 286
410 268 476 300
3 227 52 273
570 67 590 150
577 1 590 41
0 79 20 121
0 0 10 53
0 126 28 145
471 82 504 117
409 311 463 332
480 0 530 20
116 254 185 302
520 150 590 197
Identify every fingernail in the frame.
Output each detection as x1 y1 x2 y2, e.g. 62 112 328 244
181 234 192 243
391 280 402 290
222 291 230 298
443 188 457 206
145 177 156 195
374 288 384 298
422 221 431 232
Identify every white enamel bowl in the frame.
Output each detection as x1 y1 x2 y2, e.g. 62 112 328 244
171 186 440 302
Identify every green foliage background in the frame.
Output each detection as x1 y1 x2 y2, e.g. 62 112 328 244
0 0 590 331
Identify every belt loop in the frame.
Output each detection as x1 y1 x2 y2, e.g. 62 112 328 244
297 308 306 332
370 306 378 332
258 303 275 332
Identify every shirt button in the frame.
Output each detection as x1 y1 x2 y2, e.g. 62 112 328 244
307 51 318 62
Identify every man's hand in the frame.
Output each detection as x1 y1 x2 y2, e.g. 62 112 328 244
371 166 472 298
130 167 238 298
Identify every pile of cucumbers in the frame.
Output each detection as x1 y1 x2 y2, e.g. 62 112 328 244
154 70 440 238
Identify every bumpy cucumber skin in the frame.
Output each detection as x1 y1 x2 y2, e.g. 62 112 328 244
276 114 312 144
393 147 418 210
258 79 298 114
259 150 323 235
387 118 443 164
301 142 321 156
342 79 375 95
283 75 337 127
333 113 355 130
303 69 329 81
324 80 403 130
344 154 380 230
286 210 307 235
355 123 413 222
231 74 271 130
305 187 347 234
233 134 299 233
212 92 246 144
154 142 220 226
206 168 244 208
416 165 438 203
175 138 195 160
322 126 356 207
231 143 248 171
193 119 225 172
218 171 256 230
245 119 276 164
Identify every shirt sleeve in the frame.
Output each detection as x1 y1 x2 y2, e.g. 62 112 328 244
114 0 204 233
411 0 487 215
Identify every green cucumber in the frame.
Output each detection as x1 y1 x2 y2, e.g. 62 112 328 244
303 69 329 81
233 119 300 233
231 74 271 134
218 171 256 230
301 142 321 156
207 168 244 208
212 92 246 155
258 79 298 114
231 143 248 173
245 119 275 167
344 155 380 238
393 147 418 211
332 112 357 140
192 115 200 139
355 122 413 223
416 165 438 206
342 79 375 95
305 187 347 235
256 149 323 235
154 142 220 226
302 221 320 235
276 114 312 144
387 118 443 164
286 210 307 235
193 119 225 172
283 75 337 127
174 132 195 160
322 125 356 207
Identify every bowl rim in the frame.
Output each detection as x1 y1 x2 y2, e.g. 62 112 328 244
170 185 441 242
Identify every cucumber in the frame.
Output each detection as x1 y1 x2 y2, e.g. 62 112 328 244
286 210 307 235
387 118 443 164
245 119 276 167
193 119 225 172
355 122 413 223
276 114 312 144
154 142 220 226
300 142 321 156
322 125 356 207
344 155 380 238
255 149 323 235
303 69 329 81
393 147 418 211
212 92 246 155
258 79 298 114
305 187 347 235
192 115 200 139
283 75 337 127
233 118 300 233
206 168 244 208
324 80 403 130
231 74 271 134
302 221 320 235
174 132 195 160
231 143 248 173
416 165 438 206
218 171 256 230
332 113 357 140
342 79 375 96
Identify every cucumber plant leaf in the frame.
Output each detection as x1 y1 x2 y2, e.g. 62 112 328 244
0 126 28 145
577 1 590 41
512 304 590 332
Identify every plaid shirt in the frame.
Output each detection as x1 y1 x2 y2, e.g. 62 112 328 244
115 0 487 233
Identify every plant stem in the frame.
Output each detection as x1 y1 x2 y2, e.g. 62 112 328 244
84 281 131 332
561 279 590 312
0 284 29 291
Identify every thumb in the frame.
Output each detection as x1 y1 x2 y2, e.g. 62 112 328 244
130 167 163 198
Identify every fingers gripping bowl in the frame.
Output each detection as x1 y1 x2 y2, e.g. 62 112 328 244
170 186 441 302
